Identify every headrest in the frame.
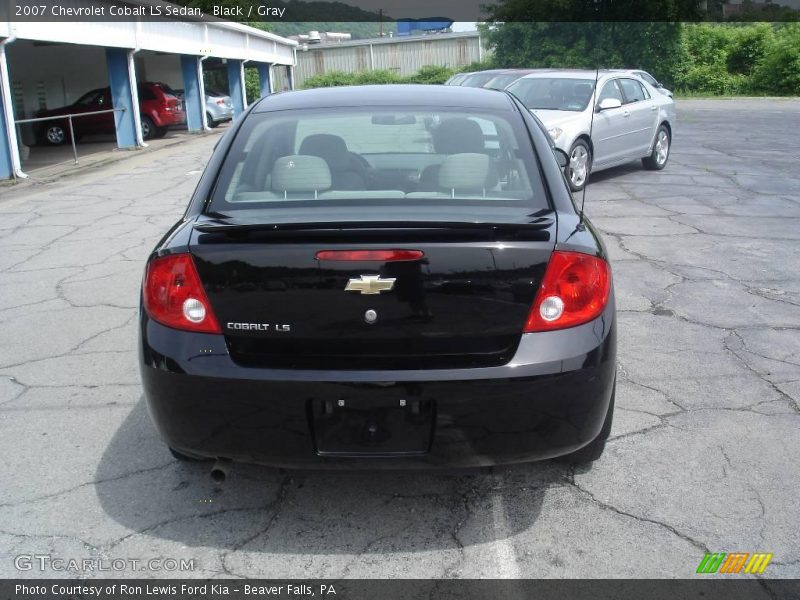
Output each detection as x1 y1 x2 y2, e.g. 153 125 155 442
271 155 331 193
298 134 350 171
433 118 485 154
438 153 490 192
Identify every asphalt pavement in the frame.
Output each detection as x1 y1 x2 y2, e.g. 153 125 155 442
0 98 798 580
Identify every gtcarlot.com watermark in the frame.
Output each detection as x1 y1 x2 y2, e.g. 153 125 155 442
14 554 196 573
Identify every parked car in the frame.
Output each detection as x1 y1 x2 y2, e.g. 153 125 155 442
482 69 543 90
204 88 234 127
174 87 234 128
612 69 673 98
455 69 521 88
443 73 469 86
507 69 676 191
139 84 617 472
34 82 185 145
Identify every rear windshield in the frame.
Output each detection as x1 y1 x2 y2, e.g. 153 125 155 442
484 74 524 90
208 107 548 216
459 73 496 88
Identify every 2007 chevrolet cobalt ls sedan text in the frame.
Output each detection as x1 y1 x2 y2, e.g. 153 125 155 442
139 85 617 469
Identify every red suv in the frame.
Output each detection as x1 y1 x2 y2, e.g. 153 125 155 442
34 82 185 145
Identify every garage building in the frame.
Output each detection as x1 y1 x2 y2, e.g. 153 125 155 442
0 8 297 180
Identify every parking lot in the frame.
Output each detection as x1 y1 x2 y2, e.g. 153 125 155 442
0 98 798 580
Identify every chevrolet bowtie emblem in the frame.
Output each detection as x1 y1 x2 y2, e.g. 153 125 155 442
345 275 396 295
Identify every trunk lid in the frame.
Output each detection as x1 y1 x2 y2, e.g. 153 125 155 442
190 212 556 370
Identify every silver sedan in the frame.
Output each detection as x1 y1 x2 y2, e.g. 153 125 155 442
204 88 234 128
507 70 676 191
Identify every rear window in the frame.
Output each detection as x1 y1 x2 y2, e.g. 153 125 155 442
459 73 496 88
138 86 157 101
484 74 524 90
209 107 548 215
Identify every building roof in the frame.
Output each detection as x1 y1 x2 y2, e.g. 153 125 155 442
298 30 480 51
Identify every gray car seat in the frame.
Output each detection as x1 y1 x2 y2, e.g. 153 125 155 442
418 118 495 192
298 134 367 191
271 155 332 198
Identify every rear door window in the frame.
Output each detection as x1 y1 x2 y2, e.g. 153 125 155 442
637 71 658 86
138 86 157 101
618 78 648 103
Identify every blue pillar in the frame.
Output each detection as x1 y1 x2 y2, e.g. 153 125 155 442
257 63 272 98
227 59 245 118
0 85 13 179
0 44 17 179
181 55 204 132
105 47 138 149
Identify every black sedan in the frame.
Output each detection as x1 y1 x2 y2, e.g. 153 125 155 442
139 85 616 471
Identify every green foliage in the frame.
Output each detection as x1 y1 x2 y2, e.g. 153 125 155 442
484 20 800 97
751 24 800 95
726 23 774 75
484 23 682 87
412 65 458 84
245 68 261 104
302 65 464 89
675 23 800 95
485 0 702 22
303 70 404 88
456 61 494 74
269 22 396 40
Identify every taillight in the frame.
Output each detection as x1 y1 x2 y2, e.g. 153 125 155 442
523 251 611 332
143 254 221 334
315 249 424 262
216 99 226 105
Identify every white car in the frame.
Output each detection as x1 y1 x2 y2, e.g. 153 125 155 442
612 69 673 98
507 69 676 191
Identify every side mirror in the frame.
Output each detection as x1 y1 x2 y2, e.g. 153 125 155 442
596 97 622 112
553 148 569 169
655 82 664 88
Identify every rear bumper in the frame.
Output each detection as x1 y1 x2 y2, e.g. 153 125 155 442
156 111 185 127
207 105 234 122
139 302 616 469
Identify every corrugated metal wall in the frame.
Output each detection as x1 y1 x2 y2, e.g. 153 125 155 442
271 33 486 90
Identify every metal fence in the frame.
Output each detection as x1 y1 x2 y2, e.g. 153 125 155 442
271 32 487 90
14 107 127 165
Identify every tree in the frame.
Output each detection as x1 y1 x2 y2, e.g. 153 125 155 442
485 0 704 22
484 22 683 87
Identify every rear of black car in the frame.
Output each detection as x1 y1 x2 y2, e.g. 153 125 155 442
139 85 616 468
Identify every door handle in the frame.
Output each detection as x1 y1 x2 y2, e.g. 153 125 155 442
650 105 657 111
623 110 630 118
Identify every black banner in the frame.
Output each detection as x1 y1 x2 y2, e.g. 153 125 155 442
4 0 800 23
2 580 800 600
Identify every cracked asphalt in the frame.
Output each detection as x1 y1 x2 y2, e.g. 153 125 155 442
0 98 798 580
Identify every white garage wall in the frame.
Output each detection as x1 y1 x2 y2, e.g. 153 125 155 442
135 53 183 91
6 41 108 118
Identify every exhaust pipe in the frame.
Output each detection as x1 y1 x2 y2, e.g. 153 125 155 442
210 458 231 483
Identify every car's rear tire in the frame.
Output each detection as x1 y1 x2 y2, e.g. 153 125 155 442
140 116 156 141
642 125 670 170
559 378 615 465
566 139 592 192
168 446 209 462
206 113 219 128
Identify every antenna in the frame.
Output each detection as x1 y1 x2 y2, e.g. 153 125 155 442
579 67 600 224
